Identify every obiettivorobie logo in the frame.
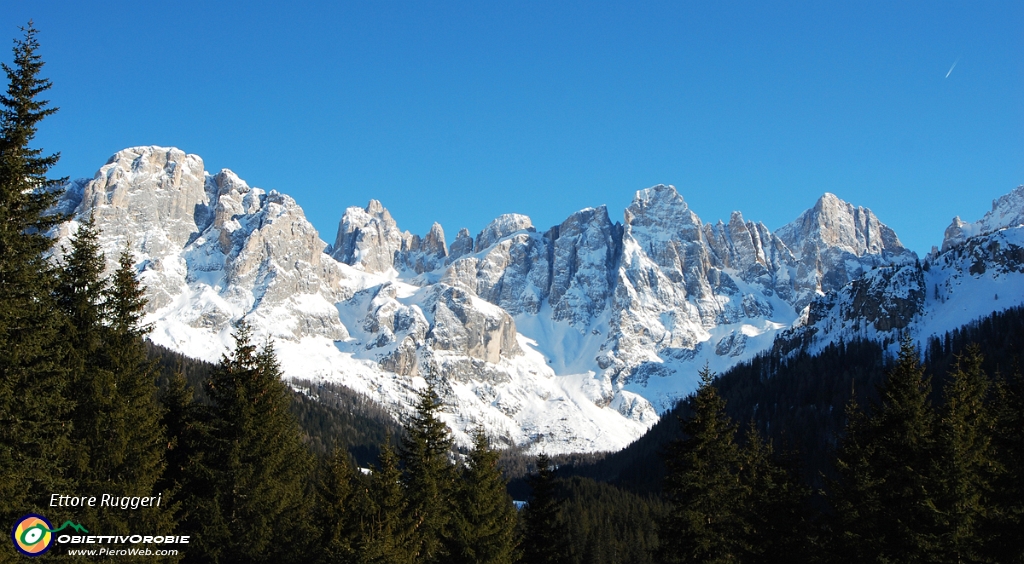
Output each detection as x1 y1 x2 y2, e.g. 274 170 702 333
11 513 190 558
11 514 88 557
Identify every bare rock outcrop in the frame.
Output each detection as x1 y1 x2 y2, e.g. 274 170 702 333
427 285 522 364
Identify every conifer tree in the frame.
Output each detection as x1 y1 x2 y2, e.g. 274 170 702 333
56 214 107 349
159 369 202 512
450 429 519 564
522 454 568 564
316 448 359 564
93 246 169 536
933 346 997 563
987 365 1024 562
658 364 745 564
358 438 415 564
55 214 108 476
191 323 316 563
0 22 73 531
55 229 172 538
738 426 810 564
161 369 222 564
400 382 456 563
830 337 939 563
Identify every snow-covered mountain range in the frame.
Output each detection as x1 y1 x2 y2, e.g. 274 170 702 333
54 146 1024 453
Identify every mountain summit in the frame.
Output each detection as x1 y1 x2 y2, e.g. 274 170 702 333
56 146 1018 453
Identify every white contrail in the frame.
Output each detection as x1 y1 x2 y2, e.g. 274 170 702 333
945 58 960 78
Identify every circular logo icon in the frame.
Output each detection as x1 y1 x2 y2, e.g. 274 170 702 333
11 514 54 557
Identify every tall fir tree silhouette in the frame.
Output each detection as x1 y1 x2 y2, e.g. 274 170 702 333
658 363 745 564
450 428 519 564
0 22 74 533
988 362 1024 561
358 438 415 564
522 453 568 564
933 346 997 563
188 323 315 563
830 336 939 563
400 382 456 563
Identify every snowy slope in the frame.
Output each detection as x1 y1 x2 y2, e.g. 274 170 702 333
778 192 1024 358
57 146 1017 453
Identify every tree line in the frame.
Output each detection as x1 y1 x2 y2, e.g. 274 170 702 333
654 337 1024 563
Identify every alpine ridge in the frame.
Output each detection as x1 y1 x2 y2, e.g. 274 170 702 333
54 146 1022 453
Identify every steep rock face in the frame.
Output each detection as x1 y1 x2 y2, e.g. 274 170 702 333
602 186 781 381
703 213 794 301
427 285 522 365
475 213 534 251
56 147 215 309
358 282 431 376
942 185 1024 252
448 228 474 261
330 200 411 273
410 222 449 273
776 193 915 307
620 185 717 314
59 147 352 342
548 206 621 326
78 146 213 252
440 216 550 316
330 201 451 274
183 171 351 340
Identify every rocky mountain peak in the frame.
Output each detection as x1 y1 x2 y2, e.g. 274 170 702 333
449 228 474 260
73 146 213 261
942 216 969 253
776 192 911 262
212 169 250 196
624 184 700 233
422 222 447 257
941 185 1024 252
330 199 411 273
987 185 1024 226
474 213 534 252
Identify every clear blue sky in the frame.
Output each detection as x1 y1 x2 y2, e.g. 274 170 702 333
3 1 1022 255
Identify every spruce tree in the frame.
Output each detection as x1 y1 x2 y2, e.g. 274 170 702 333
358 438 415 564
55 214 108 477
56 229 172 539
658 364 745 564
830 337 939 563
400 382 456 563
450 429 519 564
828 399 884 563
162 369 222 563
159 369 202 518
94 246 169 536
55 214 107 351
933 346 996 563
0 21 73 533
316 448 358 564
987 365 1024 562
738 426 810 564
193 323 315 563
521 454 568 564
